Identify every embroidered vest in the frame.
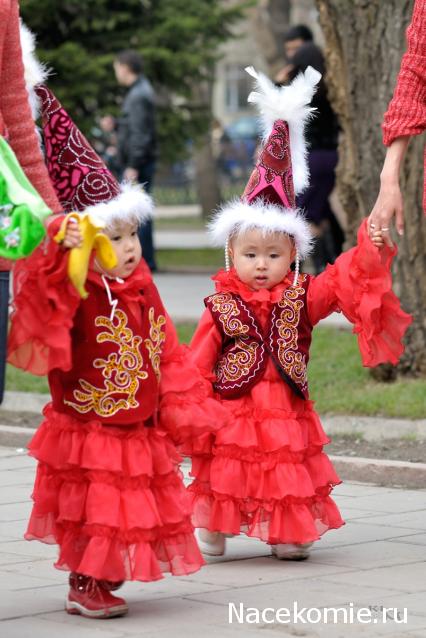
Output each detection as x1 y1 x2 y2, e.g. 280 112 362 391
205 275 312 400
49 279 166 425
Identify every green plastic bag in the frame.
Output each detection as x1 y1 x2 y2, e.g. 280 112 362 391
0 136 52 260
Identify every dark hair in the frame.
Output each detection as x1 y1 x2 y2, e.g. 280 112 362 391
115 50 144 75
284 24 313 43
288 42 325 77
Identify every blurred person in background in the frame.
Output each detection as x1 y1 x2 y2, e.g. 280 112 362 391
91 114 120 178
276 27 344 273
114 50 157 271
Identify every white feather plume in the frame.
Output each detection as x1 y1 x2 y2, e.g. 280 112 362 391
19 21 50 120
86 183 154 228
245 65 321 193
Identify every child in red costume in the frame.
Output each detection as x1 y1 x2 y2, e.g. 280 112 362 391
184 67 412 560
7 87 226 619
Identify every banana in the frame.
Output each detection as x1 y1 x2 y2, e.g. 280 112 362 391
54 212 117 299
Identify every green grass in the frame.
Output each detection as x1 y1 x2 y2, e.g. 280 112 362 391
5 325 426 419
155 215 206 231
176 322 197 344
5 366 49 394
309 326 426 419
156 248 224 270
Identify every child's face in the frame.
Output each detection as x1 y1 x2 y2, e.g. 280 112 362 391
100 221 141 279
229 229 296 290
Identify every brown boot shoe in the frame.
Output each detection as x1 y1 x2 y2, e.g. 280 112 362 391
66 573 128 618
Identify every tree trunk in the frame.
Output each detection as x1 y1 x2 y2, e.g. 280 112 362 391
193 132 222 219
251 0 291 73
315 0 426 376
192 81 222 218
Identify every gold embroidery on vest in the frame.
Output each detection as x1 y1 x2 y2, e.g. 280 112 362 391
65 309 148 417
276 275 307 389
208 293 249 336
144 307 166 380
216 338 259 383
210 293 260 385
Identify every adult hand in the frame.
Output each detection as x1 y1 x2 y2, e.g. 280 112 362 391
368 178 404 249
274 64 294 85
368 137 409 248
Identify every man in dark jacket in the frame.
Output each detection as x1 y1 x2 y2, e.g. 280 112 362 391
114 50 157 270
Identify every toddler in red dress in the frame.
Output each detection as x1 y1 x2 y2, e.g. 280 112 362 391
7 87 226 618
184 67 412 561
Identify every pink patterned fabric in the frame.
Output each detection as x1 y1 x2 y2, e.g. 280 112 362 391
35 85 120 212
242 120 295 208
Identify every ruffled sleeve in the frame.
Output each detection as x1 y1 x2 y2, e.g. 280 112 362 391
7 216 80 375
307 219 412 366
158 312 228 445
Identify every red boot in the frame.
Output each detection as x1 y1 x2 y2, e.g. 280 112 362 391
99 579 125 592
66 573 128 618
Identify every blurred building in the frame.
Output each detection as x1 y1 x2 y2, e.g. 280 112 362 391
213 0 320 127
212 0 320 180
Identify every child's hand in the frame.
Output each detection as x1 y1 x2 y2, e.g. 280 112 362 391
62 220 83 249
370 229 385 249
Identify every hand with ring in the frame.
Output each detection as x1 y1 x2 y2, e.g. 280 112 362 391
367 137 409 248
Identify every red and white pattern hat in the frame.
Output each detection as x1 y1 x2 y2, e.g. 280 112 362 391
209 66 321 260
35 85 153 227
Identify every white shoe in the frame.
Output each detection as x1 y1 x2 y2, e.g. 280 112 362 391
196 529 226 556
271 542 313 560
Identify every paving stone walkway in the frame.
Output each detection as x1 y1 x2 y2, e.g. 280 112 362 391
0 447 425 637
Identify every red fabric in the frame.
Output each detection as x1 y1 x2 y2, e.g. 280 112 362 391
0 0 61 271
8 229 80 375
186 220 411 544
49 271 165 425
382 0 426 213
8 235 224 581
307 220 412 366
25 405 204 581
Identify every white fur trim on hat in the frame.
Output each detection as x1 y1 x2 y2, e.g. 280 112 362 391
85 182 154 228
19 21 50 120
245 66 321 194
208 199 313 259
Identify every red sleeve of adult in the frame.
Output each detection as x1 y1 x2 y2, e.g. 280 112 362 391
382 0 426 144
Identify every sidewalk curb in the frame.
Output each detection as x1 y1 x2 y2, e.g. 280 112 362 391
1 391 49 413
330 455 426 489
0 422 424 489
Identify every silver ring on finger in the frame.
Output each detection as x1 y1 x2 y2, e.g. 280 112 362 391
381 227 389 232
370 222 376 229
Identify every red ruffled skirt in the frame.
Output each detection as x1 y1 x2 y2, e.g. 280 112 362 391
25 404 204 582
184 386 344 544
